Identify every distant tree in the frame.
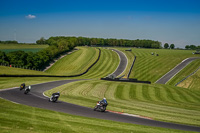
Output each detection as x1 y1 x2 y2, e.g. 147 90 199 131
170 44 175 49
36 37 46 44
185 45 190 49
164 43 169 49
190 45 196 50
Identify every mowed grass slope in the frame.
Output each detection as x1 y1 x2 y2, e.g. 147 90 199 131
80 48 119 79
167 59 200 86
45 47 99 75
0 77 72 89
178 68 200 91
115 48 199 83
0 98 190 133
0 66 48 76
0 43 48 53
0 44 48 49
45 80 200 126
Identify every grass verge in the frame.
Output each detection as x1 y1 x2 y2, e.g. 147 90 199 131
0 98 194 133
167 59 200 87
45 80 200 126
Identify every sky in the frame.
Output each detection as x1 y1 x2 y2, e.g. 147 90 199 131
0 0 200 48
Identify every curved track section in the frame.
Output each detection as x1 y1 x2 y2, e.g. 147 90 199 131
110 49 128 77
0 80 200 132
156 57 200 84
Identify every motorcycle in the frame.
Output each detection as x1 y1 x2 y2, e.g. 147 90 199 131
24 86 31 94
94 101 107 112
20 83 25 90
49 94 60 102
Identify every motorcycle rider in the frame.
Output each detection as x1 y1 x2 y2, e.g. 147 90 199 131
50 92 60 99
99 98 108 106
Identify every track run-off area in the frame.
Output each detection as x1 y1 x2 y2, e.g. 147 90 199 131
0 48 200 132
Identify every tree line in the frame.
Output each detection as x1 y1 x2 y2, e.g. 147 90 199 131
37 36 162 49
0 36 162 70
185 45 200 50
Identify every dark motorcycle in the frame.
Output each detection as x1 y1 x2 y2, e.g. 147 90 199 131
20 83 25 90
49 94 60 102
24 86 31 94
94 101 107 112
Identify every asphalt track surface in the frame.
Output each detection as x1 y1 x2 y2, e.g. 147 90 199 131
0 51 200 132
110 49 127 77
156 57 200 84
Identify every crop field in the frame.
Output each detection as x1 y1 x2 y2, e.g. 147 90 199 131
115 48 199 83
45 80 200 126
167 59 200 87
45 47 99 75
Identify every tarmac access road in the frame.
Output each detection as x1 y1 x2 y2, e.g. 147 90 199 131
156 57 200 84
0 80 200 132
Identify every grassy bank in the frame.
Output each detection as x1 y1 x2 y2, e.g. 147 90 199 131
115 48 199 83
45 80 200 126
167 59 200 86
0 77 71 89
0 98 193 133
178 68 200 91
45 47 99 75
0 66 48 76
79 48 119 79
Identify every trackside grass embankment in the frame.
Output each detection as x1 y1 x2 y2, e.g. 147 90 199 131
167 59 200 87
115 48 199 83
0 98 193 133
0 77 71 89
0 66 49 76
45 47 99 75
79 48 120 79
178 68 200 91
45 80 200 126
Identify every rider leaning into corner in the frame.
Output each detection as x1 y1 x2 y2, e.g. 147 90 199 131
99 98 108 105
51 92 60 98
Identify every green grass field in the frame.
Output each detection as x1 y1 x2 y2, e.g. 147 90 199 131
0 43 48 49
0 43 48 53
45 80 200 126
0 98 190 133
45 47 99 75
167 59 200 87
0 77 72 89
115 48 199 83
1 46 200 132
0 66 48 76
178 67 200 91
79 48 119 79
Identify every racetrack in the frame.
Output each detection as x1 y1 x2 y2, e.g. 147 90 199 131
0 50 200 132
156 57 200 84
111 49 128 77
0 80 200 132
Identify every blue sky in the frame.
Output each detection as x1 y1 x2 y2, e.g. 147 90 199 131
0 0 200 48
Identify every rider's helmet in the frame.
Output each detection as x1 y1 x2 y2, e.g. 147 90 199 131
29 86 31 89
57 92 60 94
103 97 106 100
